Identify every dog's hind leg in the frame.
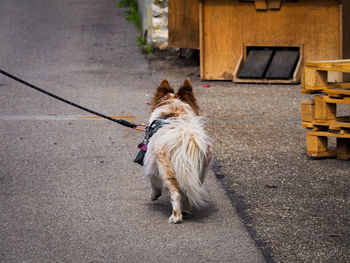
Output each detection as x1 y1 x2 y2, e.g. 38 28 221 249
149 174 162 201
144 151 162 201
157 151 182 224
181 193 192 215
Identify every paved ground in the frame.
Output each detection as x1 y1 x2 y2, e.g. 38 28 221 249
0 1 265 262
147 50 350 263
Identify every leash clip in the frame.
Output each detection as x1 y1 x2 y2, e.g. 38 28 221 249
134 123 146 131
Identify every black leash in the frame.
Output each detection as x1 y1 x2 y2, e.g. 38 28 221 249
0 69 144 130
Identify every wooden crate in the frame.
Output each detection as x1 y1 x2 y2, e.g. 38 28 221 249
199 0 350 82
301 60 350 159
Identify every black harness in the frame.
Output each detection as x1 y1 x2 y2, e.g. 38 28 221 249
134 116 172 166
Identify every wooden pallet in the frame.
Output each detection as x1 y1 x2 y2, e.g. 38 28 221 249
306 131 350 159
301 59 350 95
302 98 350 159
301 60 350 159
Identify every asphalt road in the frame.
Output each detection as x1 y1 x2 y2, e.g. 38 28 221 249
0 1 265 262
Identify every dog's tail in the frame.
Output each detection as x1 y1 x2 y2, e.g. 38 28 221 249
159 117 211 207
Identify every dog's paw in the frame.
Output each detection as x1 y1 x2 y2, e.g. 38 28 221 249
168 213 183 224
182 209 192 215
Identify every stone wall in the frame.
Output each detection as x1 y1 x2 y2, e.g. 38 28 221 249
137 0 168 49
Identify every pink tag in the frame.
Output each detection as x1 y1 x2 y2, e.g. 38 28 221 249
140 145 147 151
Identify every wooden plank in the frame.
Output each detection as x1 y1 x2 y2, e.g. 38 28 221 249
327 82 350 90
301 100 315 123
306 59 350 67
305 60 350 77
199 0 205 79
329 122 350 130
306 132 333 157
321 96 350 105
308 130 350 139
307 150 337 158
314 95 337 122
302 122 314 128
303 68 328 89
302 82 350 95
305 64 350 73
201 0 236 80
168 0 199 49
303 82 350 91
324 88 350 97
309 121 350 130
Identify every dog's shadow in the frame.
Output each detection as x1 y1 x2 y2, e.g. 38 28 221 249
145 194 217 223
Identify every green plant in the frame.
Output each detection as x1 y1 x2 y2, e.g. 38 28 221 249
115 0 152 53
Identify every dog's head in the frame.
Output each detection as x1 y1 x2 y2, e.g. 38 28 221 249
151 78 199 115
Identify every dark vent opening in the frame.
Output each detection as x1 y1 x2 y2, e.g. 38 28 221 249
238 46 300 80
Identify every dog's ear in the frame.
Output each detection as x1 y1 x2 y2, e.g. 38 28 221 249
177 78 199 114
151 79 174 111
156 79 174 96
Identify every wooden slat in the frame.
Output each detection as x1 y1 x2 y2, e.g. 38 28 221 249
305 59 350 73
201 0 236 80
308 130 350 139
314 95 337 122
168 0 199 49
306 132 334 157
307 65 350 73
199 0 205 79
327 82 350 90
302 86 350 96
308 121 350 130
325 88 350 97
303 67 328 88
301 100 315 123
306 59 350 66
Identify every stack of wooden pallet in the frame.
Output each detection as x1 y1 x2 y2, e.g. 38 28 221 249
301 60 350 159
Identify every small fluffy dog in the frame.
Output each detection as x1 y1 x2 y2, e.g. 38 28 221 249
143 78 212 223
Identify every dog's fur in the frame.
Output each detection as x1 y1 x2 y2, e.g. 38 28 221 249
144 78 212 223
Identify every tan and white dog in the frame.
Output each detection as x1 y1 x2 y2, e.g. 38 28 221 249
143 78 212 223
